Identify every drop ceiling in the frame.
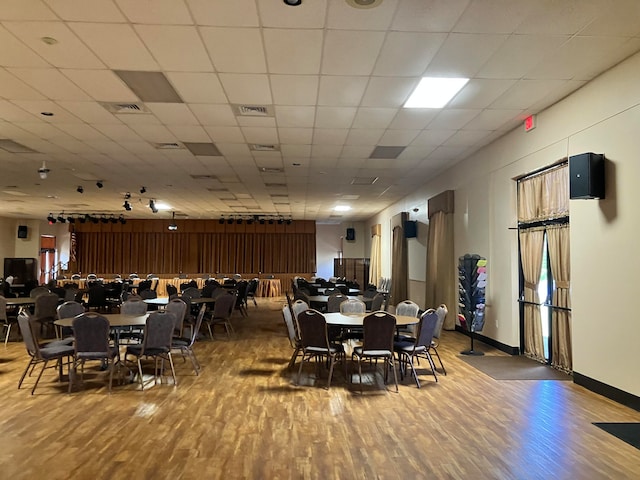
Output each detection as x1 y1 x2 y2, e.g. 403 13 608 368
1 0 639 222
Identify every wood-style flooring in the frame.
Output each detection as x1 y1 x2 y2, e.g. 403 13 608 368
1 298 639 480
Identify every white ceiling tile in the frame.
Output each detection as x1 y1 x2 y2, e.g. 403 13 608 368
374 32 446 77
490 79 568 109
146 103 199 125
388 109 438 130
360 77 418 107
166 125 210 143
448 79 517 109
345 129 384 146
61 69 139 102
281 144 311 157
94 124 143 142
0 25 50 68
135 25 213 72
55 123 108 141
56 101 122 124
311 145 341 158
9 68 91 101
327 0 397 30
166 72 227 104
469 109 525 131
515 0 600 35
186 0 259 26
397 145 434 160
454 0 534 34
201 27 267 74
0 68 45 100
318 76 367 106
12 100 80 122
116 0 193 24
340 145 374 159
218 74 272 104
241 127 278 144
236 116 276 128
443 129 492 147
479 34 569 79
428 109 480 130
128 124 176 143
69 23 159 71
0 1 57 20
410 129 456 147
379 129 420 146
264 29 323 75
315 107 356 128
583 2 640 37
322 30 385 76
278 127 313 145
3 21 104 68
116 111 161 126
351 107 397 129
425 33 508 77
270 75 318 106
13 121 64 139
189 104 237 126
48 136 96 153
45 0 126 22
392 0 470 32
312 129 348 145
256 0 326 28
216 143 252 156
275 106 316 128
204 126 245 143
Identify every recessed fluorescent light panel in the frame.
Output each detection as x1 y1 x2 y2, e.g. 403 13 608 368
404 77 469 108
334 205 351 212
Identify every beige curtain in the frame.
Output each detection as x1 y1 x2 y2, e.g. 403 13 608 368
368 224 381 286
519 228 546 362
518 164 568 222
425 211 456 330
547 224 572 372
390 225 407 304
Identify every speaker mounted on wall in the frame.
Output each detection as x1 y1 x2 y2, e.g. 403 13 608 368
569 152 605 199
345 227 355 241
404 220 417 238
17 225 28 239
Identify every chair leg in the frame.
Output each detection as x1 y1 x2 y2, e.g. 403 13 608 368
18 358 36 389
296 352 306 385
431 347 447 375
31 360 49 395
167 353 177 386
389 356 399 393
4 323 11 346
326 353 336 389
136 358 144 390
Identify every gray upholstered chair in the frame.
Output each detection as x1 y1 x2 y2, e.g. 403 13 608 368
339 298 366 315
165 298 187 338
203 293 236 340
171 304 207 375
352 311 398 393
282 304 302 369
394 309 439 388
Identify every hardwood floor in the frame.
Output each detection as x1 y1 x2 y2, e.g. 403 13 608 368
1 298 639 479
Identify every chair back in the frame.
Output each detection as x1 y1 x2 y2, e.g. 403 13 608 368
139 289 157 300
297 309 329 350
72 313 111 355
291 299 309 322
362 312 396 353
166 298 187 334
17 309 40 358
87 284 107 307
34 293 59 319
0 296 6 322
327 293 348 313
121 297 148 315
30 286 50 298
282 305 299 348
57 300 85 320
213 293 235 319
415 309 439 349
166 284 178 297
142 311 176 353
370 293 385 311
395 300 420 318
434 304 448 339
186 304 207 346
64 287 79 302
340 298 366 315
182 286 201 299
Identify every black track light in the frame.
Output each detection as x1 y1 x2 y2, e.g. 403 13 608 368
236 218 243 224
283 0 302 5
76 186 83 193
219 217 225 224
278 218 284 225
259 219 265 225
100 215 108 224
90 216 99 224
124 192 131 199
286 219 292 225
149 199 158 213
109 215 118 224
47 213 56 224
268 219 274 225
123 200 132 211
247 218 254 225
168 212 178 231
140 186 146 194
96 181 103 188
118 215 126 224
57 214 66 223
227 218 234 225
68 216 75 224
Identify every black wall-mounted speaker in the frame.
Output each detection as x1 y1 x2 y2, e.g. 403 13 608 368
346 227 355 241
569 152 605 199
404 220 417 238
17 225 28 239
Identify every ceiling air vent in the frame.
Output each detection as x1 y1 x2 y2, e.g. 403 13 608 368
190 174 218 180
100 102 150 114
250 144 280 152
154 142 183 150
259 167 284 174
233 104 274 117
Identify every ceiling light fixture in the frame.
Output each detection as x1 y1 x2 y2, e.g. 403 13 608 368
96 181 104 188
283 0 302 5
334 205 351 212
67 216 75 224
76 185 83 193
47 213 55 224
140 186 146 194
118 215 126 224
124 192 131 199
149 199 158 213
123 200 132 211
57 214 66 223
38 161 50 179
168 212 178 231
219 217 225 224
404 77 469 108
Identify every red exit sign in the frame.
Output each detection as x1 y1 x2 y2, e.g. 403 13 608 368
524 114 536 132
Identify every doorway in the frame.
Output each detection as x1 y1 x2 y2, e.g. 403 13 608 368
40 235 56 285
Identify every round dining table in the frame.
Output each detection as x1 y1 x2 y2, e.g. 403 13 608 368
323 312 419 327
54 313 149 329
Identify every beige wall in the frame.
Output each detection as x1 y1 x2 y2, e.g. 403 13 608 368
367 50 640 397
